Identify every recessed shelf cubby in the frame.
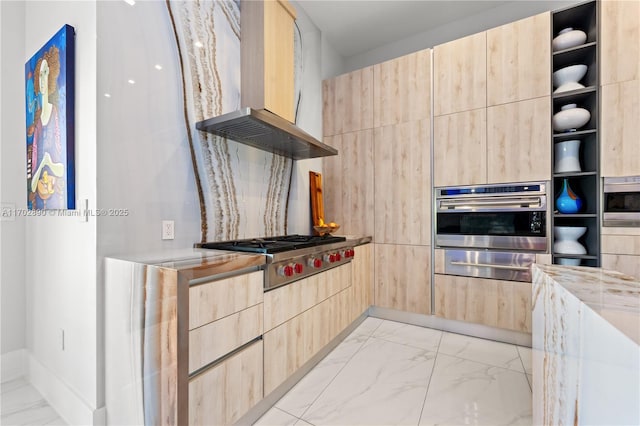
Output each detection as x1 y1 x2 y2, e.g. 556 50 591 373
550 0 600 267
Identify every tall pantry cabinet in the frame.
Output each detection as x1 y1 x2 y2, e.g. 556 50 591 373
433 13 551 187
600 0 640 279
323 49 432 315
600 0 640 177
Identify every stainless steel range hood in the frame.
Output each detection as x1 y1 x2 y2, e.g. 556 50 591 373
195 108 337 160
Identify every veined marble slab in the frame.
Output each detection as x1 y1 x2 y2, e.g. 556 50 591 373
532 264 640 426
534 264 640 344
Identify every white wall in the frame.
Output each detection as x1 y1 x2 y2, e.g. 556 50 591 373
22 2 99 424
343 0 581 72
0 0 27 381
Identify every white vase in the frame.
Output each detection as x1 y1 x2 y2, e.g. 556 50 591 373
557 258 582 266
553 64 587 93
555 139 581 173
554 226 587 255
553 103 591 132
552 27 587 51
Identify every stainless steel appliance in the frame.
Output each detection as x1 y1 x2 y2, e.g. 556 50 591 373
603 176 640 227
436 182 548 282
199 235 355 290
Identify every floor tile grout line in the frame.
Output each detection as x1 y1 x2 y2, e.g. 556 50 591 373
516 345 529 376
436 351 528 375
366 334 441 354
292 333 373 423
418 330 445 425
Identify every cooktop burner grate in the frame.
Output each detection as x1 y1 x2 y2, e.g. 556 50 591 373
200 234 346 254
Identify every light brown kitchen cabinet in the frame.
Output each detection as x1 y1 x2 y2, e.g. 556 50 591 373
374 119 431 245
323 130 374 237
263 278 353 394
433 108 487 187
434 274 531 333
601 79 640 177
189 340 263 426
373 49 431 127
487 97 551 183
263 263 351 331
374 244 431 315
351 243 374 318
241 0 297 122
434 32 486 116
601 232 640 279
600 0 640 86
322 67 374 136
487 12 551 106
189 303 263 373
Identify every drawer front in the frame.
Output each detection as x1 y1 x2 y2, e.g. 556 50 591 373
189 340 263 426
189 303 263 374
189 271 263 330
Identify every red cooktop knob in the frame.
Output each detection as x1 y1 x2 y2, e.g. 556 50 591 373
314 258 323 268
335 252 342 261
294 263 304 274
347 249 355 258
284 265 294 277
329 254 337 263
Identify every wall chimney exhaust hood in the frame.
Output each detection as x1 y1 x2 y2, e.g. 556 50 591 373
195 108 337 160
195 0 337 160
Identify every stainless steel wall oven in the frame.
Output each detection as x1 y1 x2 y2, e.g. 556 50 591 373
603 176 640 227
435 182 549 282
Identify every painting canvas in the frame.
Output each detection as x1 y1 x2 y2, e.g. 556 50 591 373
25 24 75 210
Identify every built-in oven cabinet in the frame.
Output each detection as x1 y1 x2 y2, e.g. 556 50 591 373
189 340 263 426
434 274 532 333
263 263 354 394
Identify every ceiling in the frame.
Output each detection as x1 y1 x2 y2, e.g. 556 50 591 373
297 0 511 57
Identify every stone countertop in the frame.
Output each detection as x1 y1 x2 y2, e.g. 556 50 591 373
533 264 640 345
342 235 373 246
108 248 266 277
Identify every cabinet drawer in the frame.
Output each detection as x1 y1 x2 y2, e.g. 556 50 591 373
189 303 263 374
189 271 263 330
189 340 263 426
434 274 531 333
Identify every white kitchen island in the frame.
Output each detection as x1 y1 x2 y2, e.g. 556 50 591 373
532 264 640 425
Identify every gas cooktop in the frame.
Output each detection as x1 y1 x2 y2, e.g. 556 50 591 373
200 234 347 254
199 234 353 290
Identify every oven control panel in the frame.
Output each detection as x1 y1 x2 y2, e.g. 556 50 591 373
266 247 355 290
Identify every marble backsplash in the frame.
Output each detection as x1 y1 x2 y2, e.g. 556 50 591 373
168 0 294 242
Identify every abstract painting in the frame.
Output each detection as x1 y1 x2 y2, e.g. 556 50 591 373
25 24 75 210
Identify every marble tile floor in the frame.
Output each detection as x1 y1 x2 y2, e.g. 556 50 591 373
256 317 533 426
1 377 66 425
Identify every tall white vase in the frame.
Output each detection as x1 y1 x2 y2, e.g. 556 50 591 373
555 139 581 173
554 226 587 254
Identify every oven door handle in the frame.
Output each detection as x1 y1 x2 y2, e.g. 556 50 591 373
449 261 531 271
438 196 544 210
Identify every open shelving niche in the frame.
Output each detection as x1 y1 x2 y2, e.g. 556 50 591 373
550 0 600 267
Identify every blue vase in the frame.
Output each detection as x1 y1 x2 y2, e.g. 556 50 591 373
556 178 583 214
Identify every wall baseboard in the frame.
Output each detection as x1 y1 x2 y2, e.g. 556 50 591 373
28 354 102 425
1 349 27 383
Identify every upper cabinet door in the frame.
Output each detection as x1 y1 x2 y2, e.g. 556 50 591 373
601 79 640 177
373 49 431 127
487 12 551 106
322 67 374 137
434 32 487 116
487 97 551 183
433 108 487 187
601 0 640 85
